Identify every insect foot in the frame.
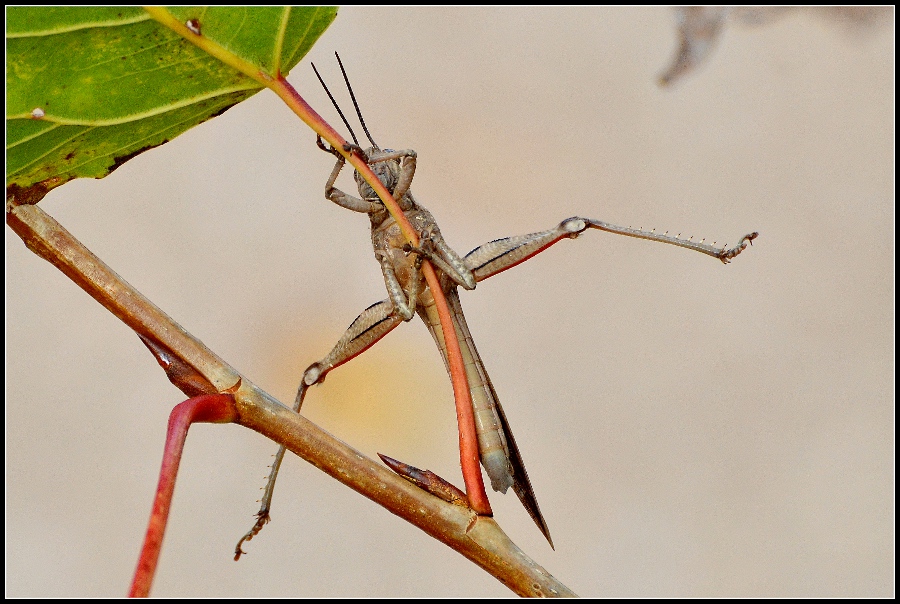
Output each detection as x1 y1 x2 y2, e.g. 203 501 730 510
401 237 437 261
717 232 758 264
315 134 340 157
234 511 270 561
341 142 368 162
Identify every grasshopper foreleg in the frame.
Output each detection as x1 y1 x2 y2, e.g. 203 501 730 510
316 134 369 162
375 243 424 322
318 139 382 215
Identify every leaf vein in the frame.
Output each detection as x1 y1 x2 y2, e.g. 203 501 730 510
7 86 258 127
6 121 62 149
273 6 291 76
5 13 151 38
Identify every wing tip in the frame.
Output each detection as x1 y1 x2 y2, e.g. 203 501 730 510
513 483 554 549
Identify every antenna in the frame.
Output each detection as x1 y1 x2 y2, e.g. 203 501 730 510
311 61 360 146
335 52 379 149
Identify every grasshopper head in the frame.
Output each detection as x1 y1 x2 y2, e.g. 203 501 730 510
354 148 402 203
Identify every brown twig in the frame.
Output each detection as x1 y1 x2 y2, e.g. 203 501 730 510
6 197 575 597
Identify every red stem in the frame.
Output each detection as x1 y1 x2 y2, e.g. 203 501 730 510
129 394 238 598
422 264 492 515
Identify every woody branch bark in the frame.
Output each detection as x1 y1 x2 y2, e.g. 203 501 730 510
5 198 574 597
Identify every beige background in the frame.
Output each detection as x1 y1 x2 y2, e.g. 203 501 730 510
6 7 894 597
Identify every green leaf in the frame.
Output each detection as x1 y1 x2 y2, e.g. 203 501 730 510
6 6 338 196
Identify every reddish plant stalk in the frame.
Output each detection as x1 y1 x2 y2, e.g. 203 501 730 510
421 262 492 515
129 394 238 598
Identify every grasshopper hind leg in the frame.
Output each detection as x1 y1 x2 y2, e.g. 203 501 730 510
233 376 316 560
235 299 403 559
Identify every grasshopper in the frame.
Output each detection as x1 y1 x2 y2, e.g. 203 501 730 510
236 55 756 557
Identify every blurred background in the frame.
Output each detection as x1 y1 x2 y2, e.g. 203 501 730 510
6 7 894 597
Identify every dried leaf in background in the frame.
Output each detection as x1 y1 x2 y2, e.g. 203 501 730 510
660 6 892 86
